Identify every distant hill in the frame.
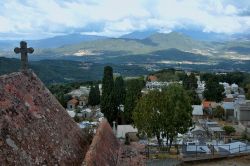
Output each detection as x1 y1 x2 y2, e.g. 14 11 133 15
1 31 249 61
143 32 207 51
120 30 157 39
28 33 107 48
52 32 208 56
0 33 107 50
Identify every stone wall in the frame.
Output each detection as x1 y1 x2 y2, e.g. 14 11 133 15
84 119 120 166
0 71 89 165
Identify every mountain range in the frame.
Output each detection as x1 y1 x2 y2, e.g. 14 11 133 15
0 30 250 83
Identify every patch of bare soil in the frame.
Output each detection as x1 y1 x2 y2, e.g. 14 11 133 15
117 142 146 166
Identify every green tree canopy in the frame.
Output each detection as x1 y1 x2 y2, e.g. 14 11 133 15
88 83 101 106
101 66 116 123
213 106 225 120
186 89 201 105
203 78 225 102
183 73 198 90
124 78 145 124
133 84 193 149
94 84 101 105
223 126 236 136
113 76 126 107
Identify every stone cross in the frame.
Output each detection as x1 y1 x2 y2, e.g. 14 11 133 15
14 41 34 70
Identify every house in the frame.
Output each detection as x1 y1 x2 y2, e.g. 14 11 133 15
202 101 220 115
82 108 93 118
190 126 206 141
222 102 234 121
223 95 234 102
192 105 204 121
78 121 92 129
67 110 76 118
148 75 158 82
202 101 212 110
68 86 90 97
67 98 79 110
146 81 182 90
79 95 88 107
234 99 250 125
204 121 225 139
116 125 138 138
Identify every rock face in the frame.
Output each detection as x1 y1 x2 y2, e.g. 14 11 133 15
84 119 120 166
0 71 89 165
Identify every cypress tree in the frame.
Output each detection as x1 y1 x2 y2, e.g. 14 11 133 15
88 84 95 106
113 76 126 107
94 84 101 105
101 66 115 123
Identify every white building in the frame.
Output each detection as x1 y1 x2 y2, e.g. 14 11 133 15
116 125 138 138
82 108 93 118
192 105 204 120
68 86 90 97
67 110 76 118
146 81 182 90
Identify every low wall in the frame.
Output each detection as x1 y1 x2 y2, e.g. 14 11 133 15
83 119 120 166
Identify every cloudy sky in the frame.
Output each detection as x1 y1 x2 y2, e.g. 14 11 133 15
0 0 249 39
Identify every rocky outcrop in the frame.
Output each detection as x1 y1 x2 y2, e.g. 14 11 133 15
0 70 89 165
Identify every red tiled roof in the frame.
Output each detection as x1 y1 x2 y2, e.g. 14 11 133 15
148 75 158 81
202 101 212 109
68 98 79 105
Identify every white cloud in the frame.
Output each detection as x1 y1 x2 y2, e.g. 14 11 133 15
0 0 249 39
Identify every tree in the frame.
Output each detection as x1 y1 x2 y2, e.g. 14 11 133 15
113 76 126 107
213 106 225 120
162 84 193 150
223 126 236 136
183 73 198 90
88 83 100 106
187 89 201 105
203 78 225 102
124 78 144 124
133 84 193 149
94 84 101 105
88 84 95 106
101 66 116 123
245 83 250 100
132 90 164 146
